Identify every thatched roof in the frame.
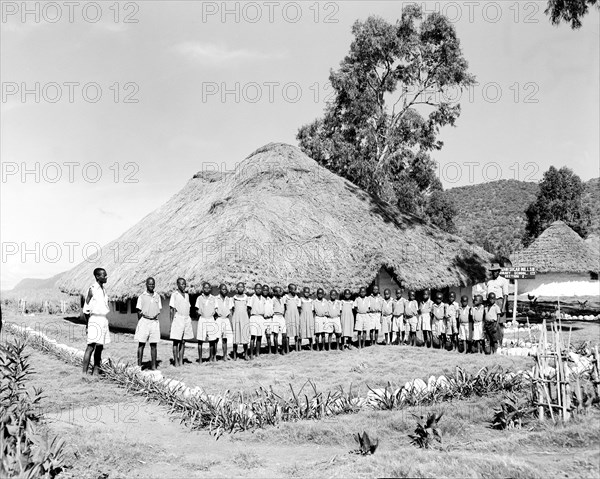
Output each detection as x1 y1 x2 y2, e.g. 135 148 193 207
511 220 599 274
58 143 491 299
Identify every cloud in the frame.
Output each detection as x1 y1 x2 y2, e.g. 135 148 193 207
174 42 284 66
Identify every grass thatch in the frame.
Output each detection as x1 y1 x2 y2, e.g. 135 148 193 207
512 220 599 274
58 143 491 299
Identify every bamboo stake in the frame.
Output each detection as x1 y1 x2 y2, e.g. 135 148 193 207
593 346 600 400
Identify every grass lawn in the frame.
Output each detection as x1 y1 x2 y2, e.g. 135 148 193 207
5 311 534 396
3 317 600 479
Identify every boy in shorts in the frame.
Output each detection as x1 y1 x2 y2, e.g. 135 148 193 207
135 277 162 370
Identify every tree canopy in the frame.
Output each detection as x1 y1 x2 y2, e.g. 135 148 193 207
524 166 591 244
545 0 599 29
297 5 473 232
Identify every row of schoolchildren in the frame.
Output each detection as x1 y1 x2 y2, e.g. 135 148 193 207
134 277 504 368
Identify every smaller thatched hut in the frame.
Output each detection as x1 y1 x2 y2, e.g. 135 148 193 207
511 220 599 298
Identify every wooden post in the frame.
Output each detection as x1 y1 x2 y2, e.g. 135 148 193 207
513 279 518 324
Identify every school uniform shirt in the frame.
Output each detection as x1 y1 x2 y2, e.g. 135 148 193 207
195 294 216 318
328 299 342 318
369 295 383 313
484 303 502 322
272 297 285 316
83 282 109 316
381 299 394 316
458 305 472 324
487 276 509 299
446 301 460 321
419 299 433 315
353 297 370 314
136 291 162 318
313 298 329 317
404 300 418 317
472 305 485 323
247 294 266 316
393 297 406 316
432 303 446 320
263 297 274 318
215 295 234 317
169 291 190 317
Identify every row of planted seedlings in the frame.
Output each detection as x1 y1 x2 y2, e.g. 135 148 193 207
1 339 67 478
4 322 527 439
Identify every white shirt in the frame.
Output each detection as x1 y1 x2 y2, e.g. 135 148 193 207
487 275 509 298
83 282 109 316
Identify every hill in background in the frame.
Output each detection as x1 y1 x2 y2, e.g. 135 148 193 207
445 178 600 258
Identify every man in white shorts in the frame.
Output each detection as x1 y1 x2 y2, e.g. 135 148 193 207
326 289 342 351
82 267 110 376
215 283 234 360
169 278 193 367
135 277 162 370
195 282 219 363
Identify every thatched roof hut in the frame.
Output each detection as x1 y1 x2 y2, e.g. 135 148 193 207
511 220 598 274
58 143 491 299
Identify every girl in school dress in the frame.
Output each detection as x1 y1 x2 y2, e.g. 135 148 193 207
284 284 301 352
232 282 250 360
299 287 315 350
340 289 355 349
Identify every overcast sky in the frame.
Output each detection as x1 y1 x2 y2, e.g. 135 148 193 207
1 1 599 289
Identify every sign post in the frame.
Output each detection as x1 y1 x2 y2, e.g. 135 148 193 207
500 266 536 322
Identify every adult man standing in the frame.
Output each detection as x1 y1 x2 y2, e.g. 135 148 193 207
486 263 509 345
82 268 110 376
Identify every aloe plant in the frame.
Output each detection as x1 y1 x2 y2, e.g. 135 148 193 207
409 412 443 448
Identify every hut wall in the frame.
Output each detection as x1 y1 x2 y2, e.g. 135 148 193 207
375 267 402 293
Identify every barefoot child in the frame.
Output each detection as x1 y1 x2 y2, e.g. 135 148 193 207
369 285 383 346
392 288 406 345
446 292 460 350
354 287 369 349
169 278 193 367
284 284 301 352
262 285 274 354
380 289 394 345
432 292 446 349
271 286 287 354
299 287 315 350
418 290 434 348
195 282 218 363
82 268 110 375
134 277 162 370
471 295 485 353
404 291 419 346
215 283 234 360
313 288 328 351
247 284 265 359
457 295 472 354
326 289 342 350
340 289 354 349
484 292 502 354
232 282 250 360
